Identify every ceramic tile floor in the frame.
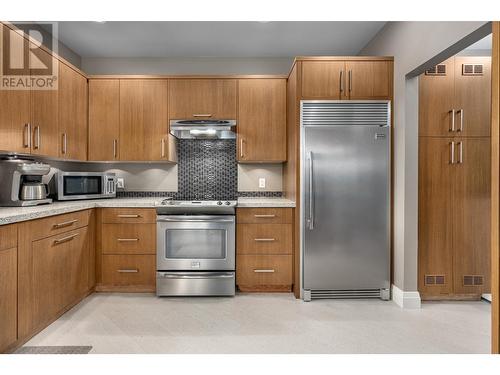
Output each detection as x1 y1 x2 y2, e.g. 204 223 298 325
23 293 491 354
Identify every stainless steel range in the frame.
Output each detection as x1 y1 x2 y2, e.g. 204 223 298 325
156 199 236 297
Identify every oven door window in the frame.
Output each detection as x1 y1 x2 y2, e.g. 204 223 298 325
165 229 226 259
63 176 101 196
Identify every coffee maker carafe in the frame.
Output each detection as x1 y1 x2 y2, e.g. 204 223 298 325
0 157 52 206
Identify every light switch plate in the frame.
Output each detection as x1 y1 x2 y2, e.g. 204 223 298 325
258 178 266 189
116 178 125 189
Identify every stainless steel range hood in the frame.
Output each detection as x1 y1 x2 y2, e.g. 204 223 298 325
169 120 236 139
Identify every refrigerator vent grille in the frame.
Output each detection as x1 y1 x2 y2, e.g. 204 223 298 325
310 289 381 299
302 101 390 127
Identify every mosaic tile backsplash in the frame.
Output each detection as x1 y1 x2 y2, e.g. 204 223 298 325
115 138 283 200
116 191 284 199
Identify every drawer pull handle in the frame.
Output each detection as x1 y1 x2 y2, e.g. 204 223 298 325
254 214 276 218
192 114 212 117
117 214 141 218
254 269 275 273
53 219 78 228
117 238 139 242
53 233 78 245
117 269 139 273
254 238 276 242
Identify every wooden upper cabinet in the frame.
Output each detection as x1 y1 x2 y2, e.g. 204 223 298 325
88 79 120 161
419 58 456 137
454 56 491 137
168 79 237 119
119 79 173 161
301 61 345 99
0 25 31 154
237 79 286 162
345 61 391 99
301 59 392 100
30 44 59 157
58 63 88 161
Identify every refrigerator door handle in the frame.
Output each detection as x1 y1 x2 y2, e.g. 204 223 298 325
307 151 314 230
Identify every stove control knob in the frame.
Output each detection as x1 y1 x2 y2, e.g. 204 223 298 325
224 201 231 205
217 201 223 205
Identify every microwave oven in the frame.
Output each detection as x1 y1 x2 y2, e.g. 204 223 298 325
54 172 117 201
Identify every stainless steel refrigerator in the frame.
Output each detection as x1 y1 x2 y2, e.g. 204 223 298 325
301 101 391 301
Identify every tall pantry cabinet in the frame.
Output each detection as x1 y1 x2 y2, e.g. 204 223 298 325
418 56 491 299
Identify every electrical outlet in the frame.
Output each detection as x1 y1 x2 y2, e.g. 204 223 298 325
258 178 266 189
116 178 125 189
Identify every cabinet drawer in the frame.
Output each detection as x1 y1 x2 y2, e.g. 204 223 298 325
236 208 292 224
0 224 17 251
237 224 291 255
236 255 292 291
102 224 156 255
101 208 156 224
29 210 91 241
101 255 155 288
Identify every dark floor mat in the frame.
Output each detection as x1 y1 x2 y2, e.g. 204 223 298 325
14 346 92 354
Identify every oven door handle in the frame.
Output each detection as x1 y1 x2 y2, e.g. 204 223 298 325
158 272 234 279
157 218 234 223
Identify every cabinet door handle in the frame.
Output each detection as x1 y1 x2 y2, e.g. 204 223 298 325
117 214 141 218
117 269 139 273
348 70 352 92
192 114 212 117
254 238 276 242
458 141 463 164
113 139 118 158
254 269 275 273
450 141 455 164
53 219 78 229
117 238 139 242
161 138 165 158
24 123 31 148
53 233 78 245
34 126 40 149
450 109 456 132
62 133 67 155
240 138 245 158
458 109 464 132
254 214 276 218
340 70 344 93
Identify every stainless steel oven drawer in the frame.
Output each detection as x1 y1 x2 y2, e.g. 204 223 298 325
156 271 235 297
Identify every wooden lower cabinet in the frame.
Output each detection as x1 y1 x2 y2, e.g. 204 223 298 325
419 137 491 299
237 255 292 292
97 208 156 292
18 211 94 342
100 255 156 291
236 208 293 292
0 224 18 353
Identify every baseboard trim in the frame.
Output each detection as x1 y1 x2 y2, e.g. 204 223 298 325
391 284 421 309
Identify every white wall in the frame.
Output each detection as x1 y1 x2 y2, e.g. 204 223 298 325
82 57 293 75
360 21 488 294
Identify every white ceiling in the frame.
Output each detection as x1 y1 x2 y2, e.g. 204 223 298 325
49 21 386 58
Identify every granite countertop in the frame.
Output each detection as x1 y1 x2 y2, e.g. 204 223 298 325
236 197 296 208
0 198 160 226
0 197 296 225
